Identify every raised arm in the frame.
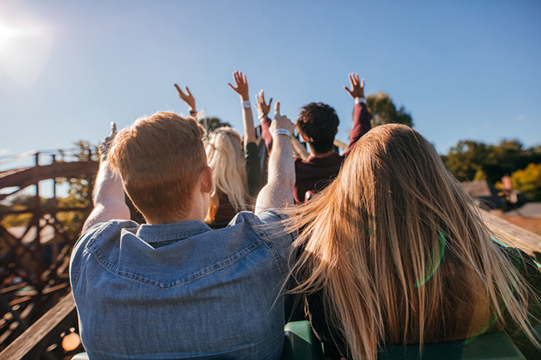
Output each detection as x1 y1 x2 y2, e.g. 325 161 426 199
82 123 130 233
228 71 256 146
343 73 372 156
174 84 198 118
255 102 296 213
256 89 274 154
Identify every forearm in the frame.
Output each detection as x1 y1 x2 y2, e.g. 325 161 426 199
255 135 295 213
83 161 130 232
241 95 257 146
345 101 372 154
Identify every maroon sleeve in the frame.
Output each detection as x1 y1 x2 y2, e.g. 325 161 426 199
343 102 372 157
260 115 273 155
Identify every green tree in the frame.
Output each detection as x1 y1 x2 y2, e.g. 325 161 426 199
441 140 489 182
199 117 231 132
442 139 541 184
366 91 413 127
512 163 541 201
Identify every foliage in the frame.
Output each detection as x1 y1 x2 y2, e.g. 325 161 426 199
442 139 541 184
199 117 231 132
366 92 413 127
511 163 541 201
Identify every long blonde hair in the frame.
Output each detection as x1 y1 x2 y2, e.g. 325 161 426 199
289 124 539 360
205 127 250 222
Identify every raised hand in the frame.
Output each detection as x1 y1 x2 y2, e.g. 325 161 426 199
255 90 273 118
99 122 117 162
228 71 249 100
270 102 295 135
174 84 196 110
344 73 365 99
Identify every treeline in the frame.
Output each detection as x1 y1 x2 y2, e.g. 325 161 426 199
441 139 541 201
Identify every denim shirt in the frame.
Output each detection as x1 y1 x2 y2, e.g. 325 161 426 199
70 210 295 360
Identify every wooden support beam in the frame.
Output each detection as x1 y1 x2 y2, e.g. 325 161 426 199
0 292 77 360
480 209 541 254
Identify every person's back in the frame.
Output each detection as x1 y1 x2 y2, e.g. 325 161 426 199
72 213 291 359
286 124 541 359
258 74 372 203
70 107 297 359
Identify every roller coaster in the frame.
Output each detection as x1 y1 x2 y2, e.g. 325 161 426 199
0 149 98 358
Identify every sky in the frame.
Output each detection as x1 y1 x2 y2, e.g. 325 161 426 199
0 0 540 171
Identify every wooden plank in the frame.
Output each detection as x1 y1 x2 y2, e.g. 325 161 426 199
480 209 541 254
0 292 77 360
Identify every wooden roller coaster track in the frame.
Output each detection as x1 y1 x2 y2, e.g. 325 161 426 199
0 150 98 359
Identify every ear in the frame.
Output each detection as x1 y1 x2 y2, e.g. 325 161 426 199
200 166 213 194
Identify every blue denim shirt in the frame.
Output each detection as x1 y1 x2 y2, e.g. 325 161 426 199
70 210 295 360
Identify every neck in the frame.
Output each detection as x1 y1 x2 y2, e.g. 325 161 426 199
309 146 336 158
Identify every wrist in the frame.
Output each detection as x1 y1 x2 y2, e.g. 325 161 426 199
258 113 268 120
355 97 366 104
273 128 292 138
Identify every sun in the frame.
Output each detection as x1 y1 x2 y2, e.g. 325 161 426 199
0 21 33 53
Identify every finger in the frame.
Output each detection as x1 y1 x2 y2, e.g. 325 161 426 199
260 91 265 103
349 74 355 87
243 74 247 85
110 122 117 135
174 83 182 94
185 86 192 96
268 97 273 107
361 79 365 88
274 101 281 116
228 83 237 91
344 86 353 96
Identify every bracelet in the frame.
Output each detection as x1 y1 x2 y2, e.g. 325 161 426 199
189 109 198 116
273 128 291 137
355 97 366 105
242 100 251 108
258 113 267 120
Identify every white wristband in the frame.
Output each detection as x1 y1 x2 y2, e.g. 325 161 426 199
242 100 251 108
273 128 291 137
355 97 366 105
258 113 267 120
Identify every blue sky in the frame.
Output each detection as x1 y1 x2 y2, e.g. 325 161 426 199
0 0 540 168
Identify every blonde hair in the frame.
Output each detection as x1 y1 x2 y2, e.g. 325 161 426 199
288 124 539 360
205 127 250 222
108 112 206 223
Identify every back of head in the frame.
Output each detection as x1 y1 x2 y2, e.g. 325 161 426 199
297 102 339 154
291 124 538 359
108 112 206 223
205 127 249 219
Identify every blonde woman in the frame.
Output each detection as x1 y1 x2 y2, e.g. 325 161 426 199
287 124 541 359
175 71 261 223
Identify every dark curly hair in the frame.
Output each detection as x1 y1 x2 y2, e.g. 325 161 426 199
296 102 339 154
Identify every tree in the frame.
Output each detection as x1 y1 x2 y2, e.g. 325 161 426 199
512 163 541 201
366 91 413 127
441 140 489 182
442 139 541 184
199 117 231 132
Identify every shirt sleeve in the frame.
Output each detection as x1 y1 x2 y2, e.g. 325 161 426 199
260 115 273 155
343 102 373 157
244 142 262 197
256 209 297 275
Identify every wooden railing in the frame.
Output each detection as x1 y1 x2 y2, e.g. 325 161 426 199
1 210 540 360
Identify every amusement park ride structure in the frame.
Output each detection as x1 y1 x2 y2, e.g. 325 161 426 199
0 149 98 358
